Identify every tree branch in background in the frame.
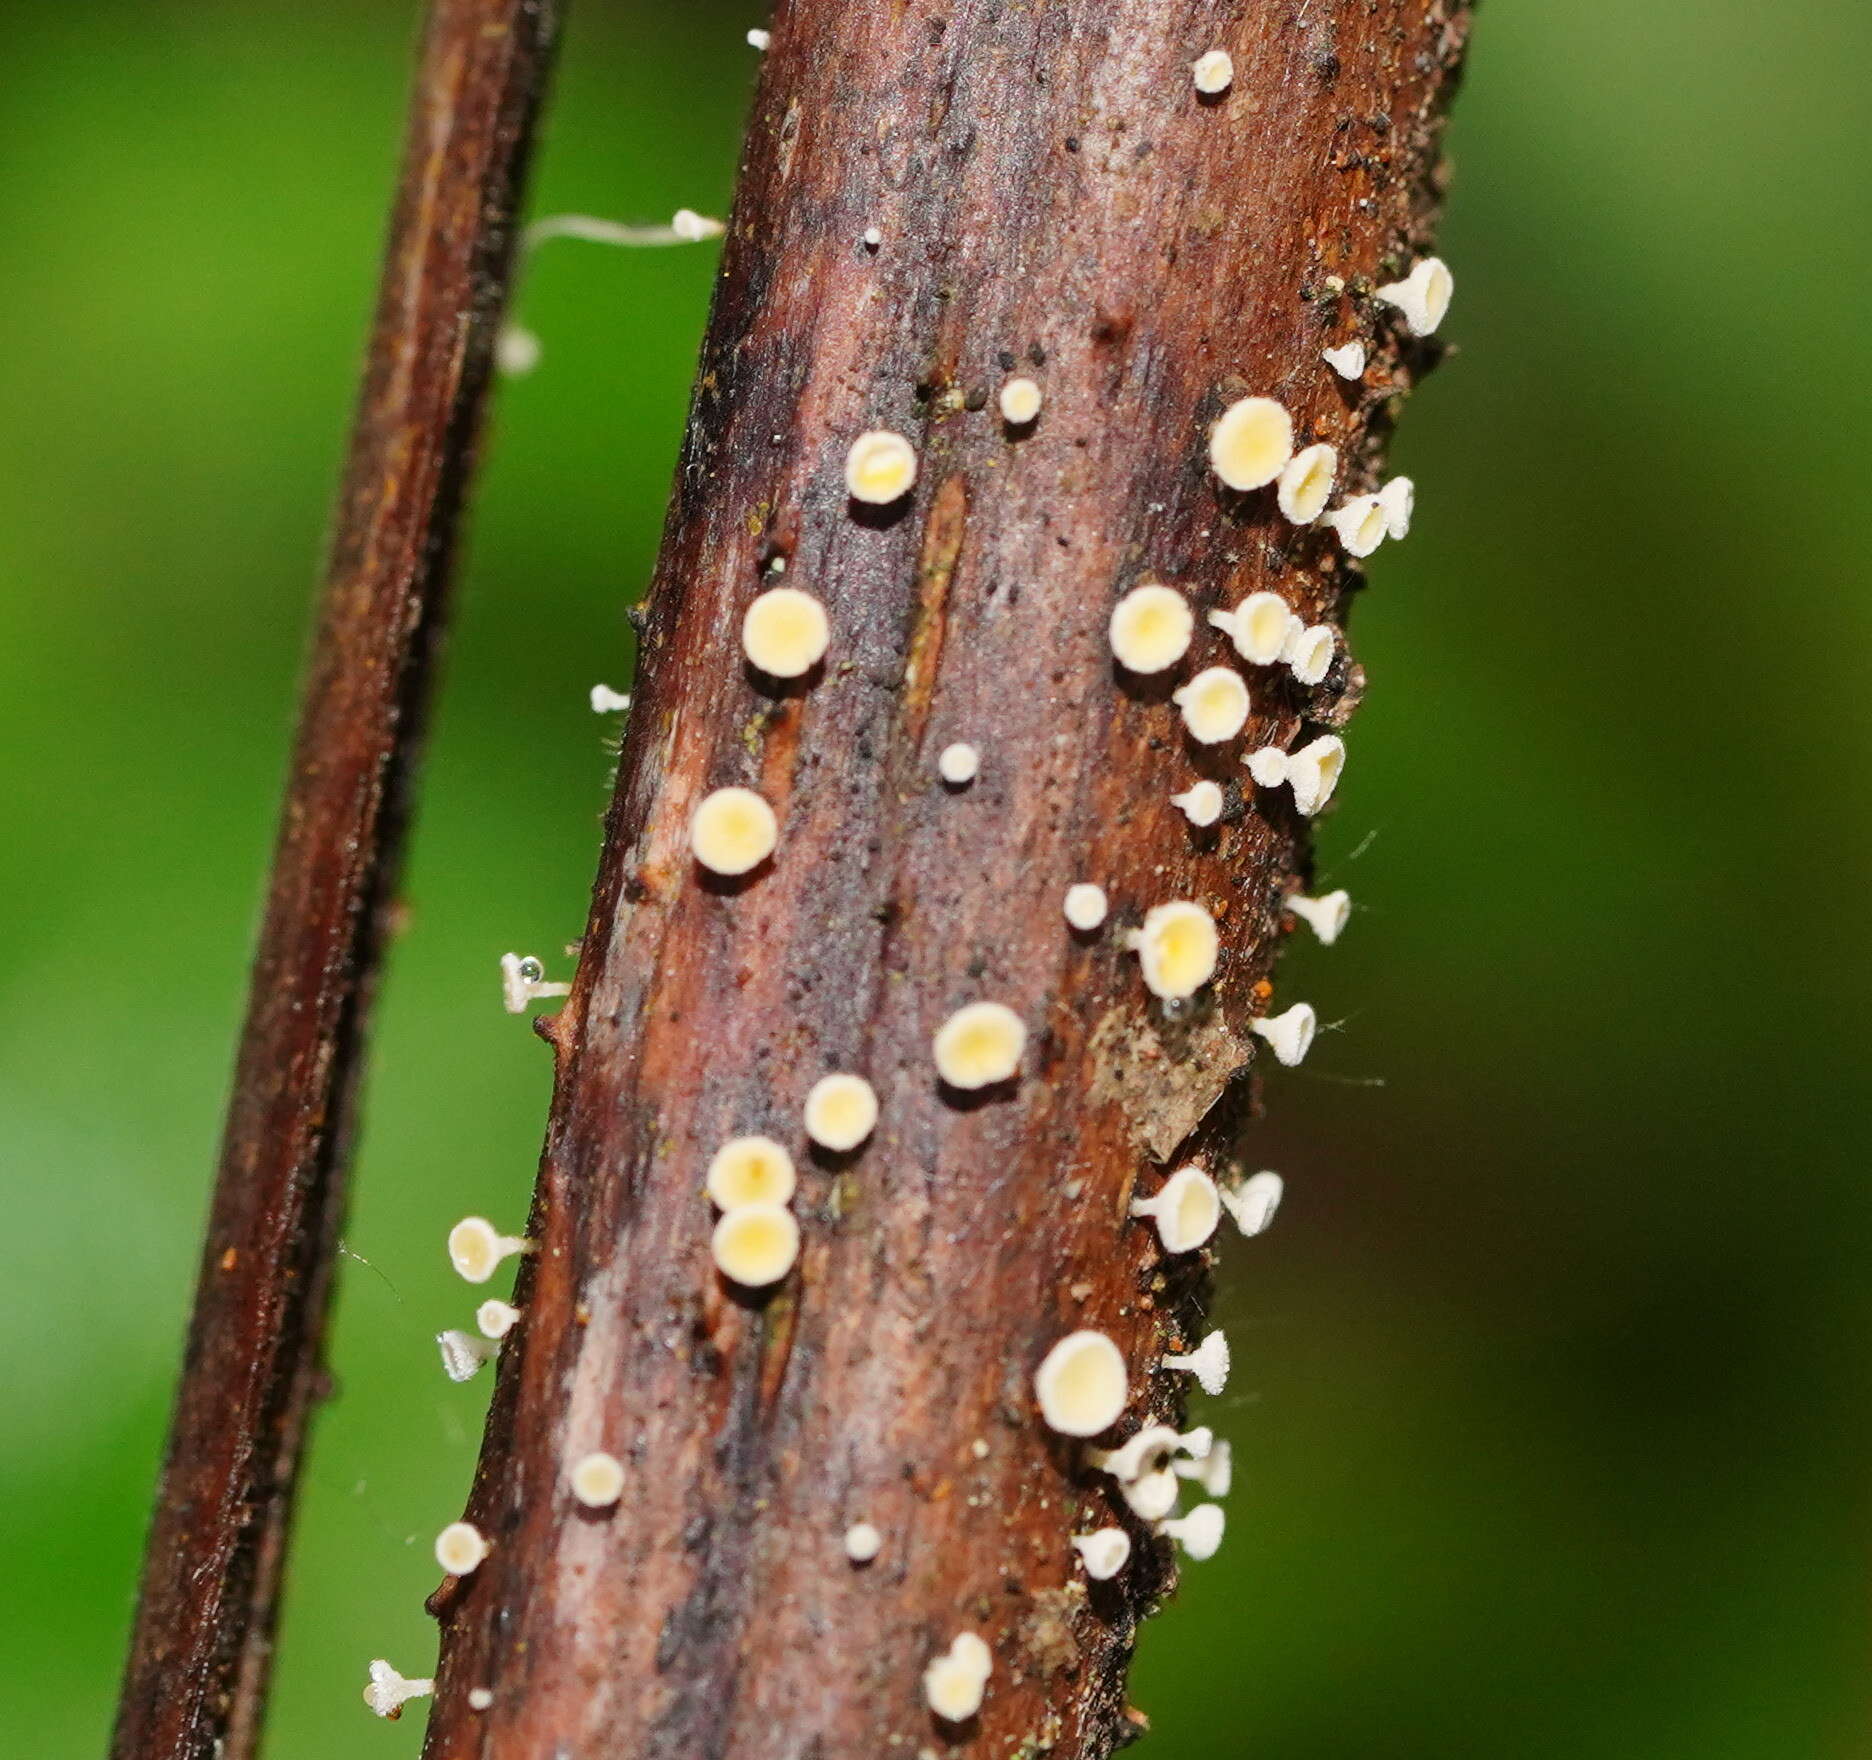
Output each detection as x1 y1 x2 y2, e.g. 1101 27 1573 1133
110 5 560 1758
420 2 1471 1752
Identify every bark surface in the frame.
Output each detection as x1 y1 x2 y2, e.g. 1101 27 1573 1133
426 3 1469 1756
110 6 559 1758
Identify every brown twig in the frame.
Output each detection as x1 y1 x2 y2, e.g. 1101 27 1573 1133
423 1 1470 1754
110 6 560 1758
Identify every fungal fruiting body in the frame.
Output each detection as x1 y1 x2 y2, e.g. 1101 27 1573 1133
1322 340 1366 379
434 1521 489 1577
500 952 570 1015
1109 580 1194 674
1130 1164 1223 1253
475 1298 521 1339
1287 888 1351 944
1127 900 1220 1000
1191 49 1234 94
1086 1423 1188 1482
1220 1170 1285 1238
1375 255 1454 336
467 1688 494 1712
437 1328 498 1383
1123 1466 1182 1521
1170 779 1224 827
495 324 542 376
844 430 918 504
1173 667 1251 744
669 209 724 243
861 226 883 248
711 1202 801 1288
1245 745 1289 789
589 683 632 713
1072 1528 1132 1580
1286 624 1337 687
706 1135 797 1208
998 376 1043 425
937 742 980 786
1251 1001 1318 1067
924 1632 992 1722
803 1073 879 1152
1378 475 1415 539
1034 1329 1128 1437
690 786 779 876
446 1217 531 1284
1276 442 1338 525
362 1660 433 1720
1211 591 1296 665
1160 1502 1227 1560
1162 1329 1231 1396
1063 883 1109 931
742 586 830 677
1287 735 1346 817
1325 493 1388 558
1209 396 1295 491
843 1521 883 1563
1175 1437 1234 1498
933 1001 1026 1089
745 26 770 48
569 1450 626 1509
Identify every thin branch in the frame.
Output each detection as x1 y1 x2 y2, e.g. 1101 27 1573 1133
110 5 561 1758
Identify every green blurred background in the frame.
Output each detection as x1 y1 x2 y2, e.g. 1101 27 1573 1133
4 0 1868 1754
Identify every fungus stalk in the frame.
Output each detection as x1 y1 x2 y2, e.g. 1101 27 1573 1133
413 4 1472 1756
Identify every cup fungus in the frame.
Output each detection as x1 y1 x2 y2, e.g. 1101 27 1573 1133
1244 745 1289 789
1086 1423 1205 1481
1159 1502 1227 1560
924 1633 992 1722
1286 888 1350 944
937 741 980 786
1123 1466 1182 1521
1034 1329 1129 1437
1191 48 1234 94
1175 1438 1234 1498
1210 591 1296 665
500 952 570 1015
447 1216 532 1284
1286 624 1337 687
1109 580 1194 674
742 586 830 678
1251 1001 1318 1067
746 26 770 48
1277 442 1338 525
1287 735 1346 817
706 1135 798 1209
1129 1163 1223 1253
1325 493 1388 558
1220 1170 1285 1237
933 1001 1027 1089
434 1521 489 1577
1071 1527 1133 1580
476 1297 521 1339
362 1660 433 1719
998 376 1043 425
845 429 919 504
569 1450 626 1509
468 1688 494 1711
1378 475 1415 539
588 682 632 713
843 1521 883 1563
1162 1329 1231 1396
803 1074 879 1152
1173 667 1251 744
669 208 724 243
436 1328 498 1383
1321 340 1367 380
711 1202 801 1288
1063 883 1109 931
1375 255 1453 336
1208 395 1295 491
690 786 779 876
1170 779 1224 827
1127 900 1220 1001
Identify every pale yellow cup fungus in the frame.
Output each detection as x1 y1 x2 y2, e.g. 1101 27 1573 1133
690 786 779 875
998 376 1043 425
843 1520 883 1563
1321 340 1366 379
1251 1001 1317 1066
1071 1528 1132 1580
1221 1170 1284 1238
1245 745 1290 789
933 1001 1026 1089
1375 255 1453 336
436 1328 498 1382
845 429 918 504
1287 734 1346 817
447 1216 532 1284
569 1450 626 1509
1325 493 1388 558
937 741 980 786
500 950 571 1014
1122 1466 1181 1521
1191 48 1234 93
1034 1329 1129 1437
1276 441 1338 525
1286 623 1337 686
1174 1438 1233 1497
1377 475 1415 539
1286 888 1350 944
1063 883 1109 932
711 1202 801 1288
923 1632 993 1721
434 1521 489 1576
1159 1502 1226 1560
1127 900 1220 1000
803 1073 879 1152
362 1660 433 1719
1109 580 1193 674
1170 779 1224 827
476 1297 521 1339
1209 395 1294 491
1162 1329 1231 1396
706 1135 797 1209
1173 666 1251 744
742 586 830 677
1210 590 1295 665
1129 1163 1223 1253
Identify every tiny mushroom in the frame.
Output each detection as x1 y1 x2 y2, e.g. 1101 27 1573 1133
1173 666 1251 744
1378 475 1415 539
1162 1329 1231 1396
690 786 779 876
938 741 981 785
1086 1423 1204 1482
711 1202 802 1288
998 376 1043 425
1251 1001 1318 1067
569 1450 626 1509
845 430 919 504
924 1633 993 1722
1072 1527 1133 1580
1209 395 1295 491
1063 883 1109 932
1127 900 1220 1000
475 1298 521 1339
1123 1466 1182 1521
436 1328 499 1383
706 1135 798 1209
1286 888 1351 944
1109 579 1194 674
446 1216 532 1284
1276 442 1338 525
1034 1329 1129 1437
1321 340 1367 379
434 1521 489 1577
933 1001 1026 1089
1159 1502 1227 1560
1245 745 1290 789
1129 1164 1223 1253
1375 255 1454 336
803 1073 879 1152
742 586 831 678
843 1521 883 1563
500 952 570 1015
1287 735 1346 817
362 1660 434 1720
1170 779 1225 827
1220 1170 1285 1238
1325 493 1388 559
1175 1437 1234 1498
1191 48 1234 94
1286 623 1337 687
589 683 632 713
1210 591 1296 665
746 26 770 49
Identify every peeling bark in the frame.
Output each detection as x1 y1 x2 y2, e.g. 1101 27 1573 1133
425 2 1469 1756
110 6 559 1758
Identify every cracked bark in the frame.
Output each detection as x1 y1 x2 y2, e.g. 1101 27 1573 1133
110 6 559 1759
424 2 1470 1756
